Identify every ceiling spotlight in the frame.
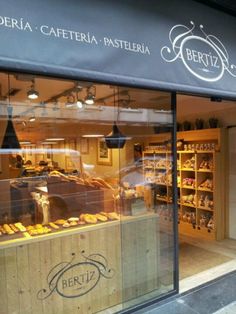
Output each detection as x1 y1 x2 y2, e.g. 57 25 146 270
29 116 36 122
85 86 96 105
27 80 39 100
76 91 84 109
77 99 83 109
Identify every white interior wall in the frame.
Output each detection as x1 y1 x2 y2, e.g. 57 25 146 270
228 128 236 239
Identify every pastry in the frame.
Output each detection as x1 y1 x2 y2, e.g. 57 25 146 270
54 219 66 225
79 214 86 221
0 225 7 234
28 229 38 236
95 213 108 222
43 226 51 233
3 224 14 235
49 222 60 229
35 224 43 229
107 212 119 220
9 224 19 233
26 225 34 231
69 221 78 226
15 222 26 232
62 222 70 228
84 214 97 224
68 217 79 222
99 211 109 217
36 228 45 234
78 221 86 225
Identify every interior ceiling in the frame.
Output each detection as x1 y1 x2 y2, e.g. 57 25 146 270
0 72 170 110
0 72 171 142
1 72 236 143
194 0 236 16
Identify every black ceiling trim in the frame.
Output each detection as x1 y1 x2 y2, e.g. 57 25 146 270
194 0 236 17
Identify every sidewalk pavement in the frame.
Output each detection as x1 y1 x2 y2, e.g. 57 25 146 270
135 271 236 314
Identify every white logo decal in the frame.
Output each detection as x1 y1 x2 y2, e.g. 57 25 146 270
161 21 236 82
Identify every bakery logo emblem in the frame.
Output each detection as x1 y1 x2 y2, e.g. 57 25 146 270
37 251 115 299
160 21 236 82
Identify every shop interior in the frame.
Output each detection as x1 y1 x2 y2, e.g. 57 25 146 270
1 71 236 297
176 94 236 292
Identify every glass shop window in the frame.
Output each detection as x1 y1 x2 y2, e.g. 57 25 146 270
0 72 175 313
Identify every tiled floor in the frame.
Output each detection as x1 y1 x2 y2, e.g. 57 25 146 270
179 234 236 292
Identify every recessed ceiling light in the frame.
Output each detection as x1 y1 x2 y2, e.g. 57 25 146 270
82 134 104 138
19 141 31 145
45 138 65 141
41 141 57 145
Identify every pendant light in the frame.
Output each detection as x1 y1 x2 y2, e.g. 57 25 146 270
105 87 126 149
2 74 20 149
2 106 20 149
105 122 126 149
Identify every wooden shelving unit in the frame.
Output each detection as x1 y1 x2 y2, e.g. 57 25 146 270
143 128 227 240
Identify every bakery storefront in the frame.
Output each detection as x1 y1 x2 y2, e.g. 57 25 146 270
1 1 236 314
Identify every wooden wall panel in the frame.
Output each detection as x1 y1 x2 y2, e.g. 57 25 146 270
0 215 161 314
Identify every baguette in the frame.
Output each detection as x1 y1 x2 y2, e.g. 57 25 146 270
91 180 106 189
93 177 114 190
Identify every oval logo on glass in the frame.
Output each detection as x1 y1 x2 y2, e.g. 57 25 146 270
56 262 100 298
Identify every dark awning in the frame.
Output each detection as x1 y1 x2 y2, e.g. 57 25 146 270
0 0 236 98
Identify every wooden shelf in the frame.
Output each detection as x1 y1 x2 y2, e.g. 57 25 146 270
198 206 214 212
198 188 213 192
198 169 214 173
144 128 227 240
156 197 168 202
182 185 195 190
181 203 196 208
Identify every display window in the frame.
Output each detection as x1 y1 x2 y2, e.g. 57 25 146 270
0 72 176 313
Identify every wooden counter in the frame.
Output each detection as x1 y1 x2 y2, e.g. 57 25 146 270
0 213 160 314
